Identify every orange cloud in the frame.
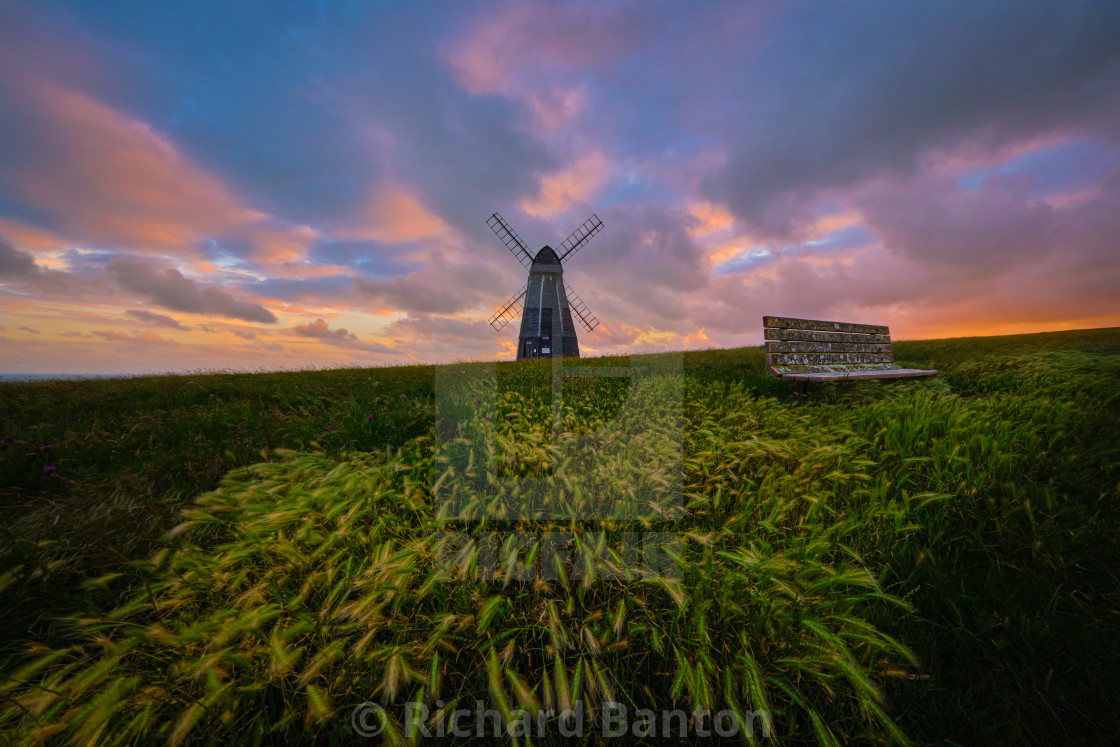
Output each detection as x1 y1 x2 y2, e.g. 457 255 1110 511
683 327 710 345
521 152 609 217
337 186 448 243
3 84 265 252
812 209 862 235
0 217 69 251
686 201 735 237
250 224 319 263
92 329 167 343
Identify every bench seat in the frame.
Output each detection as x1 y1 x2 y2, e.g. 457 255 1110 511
779 368 939 382
763 316 938 386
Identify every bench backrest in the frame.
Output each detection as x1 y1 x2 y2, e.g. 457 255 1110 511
762 316 898 376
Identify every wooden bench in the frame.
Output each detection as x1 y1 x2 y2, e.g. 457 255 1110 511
763 316 938 393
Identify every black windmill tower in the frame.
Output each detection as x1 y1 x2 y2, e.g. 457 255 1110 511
486 212 603 359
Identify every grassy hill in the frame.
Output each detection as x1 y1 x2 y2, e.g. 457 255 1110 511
1 327 1118 744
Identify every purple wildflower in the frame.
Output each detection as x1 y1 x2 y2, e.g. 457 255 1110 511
43 465 56 473
484 415 489 420
2 436 12 443
476 398 481 404
365 414 374 422
39 445 53 452
324 424 335 432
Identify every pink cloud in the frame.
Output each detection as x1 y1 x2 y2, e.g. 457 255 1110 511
291 318 395 353
250 224 320 263
2 84 264 251
526 86 589 131
0 218 70 252
0 71 319 265
335 186 448 243
521 153 610 217
443 3 650 96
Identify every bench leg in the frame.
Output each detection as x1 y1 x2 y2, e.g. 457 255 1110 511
795 381 808 398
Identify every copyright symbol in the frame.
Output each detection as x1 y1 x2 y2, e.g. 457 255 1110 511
351 702 386 738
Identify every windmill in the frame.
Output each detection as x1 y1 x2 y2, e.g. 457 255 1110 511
486 212 603 359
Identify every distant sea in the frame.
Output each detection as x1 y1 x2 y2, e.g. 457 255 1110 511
0 373 122 382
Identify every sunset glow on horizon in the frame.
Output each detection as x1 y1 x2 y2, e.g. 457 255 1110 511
2 1 1119 374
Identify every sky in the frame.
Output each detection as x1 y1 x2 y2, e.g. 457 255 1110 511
1 0 1119 374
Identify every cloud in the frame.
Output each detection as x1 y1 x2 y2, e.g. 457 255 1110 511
855 172 1056 275
249 223 320 263
443 1 654 96
381 313 506 360
384 313 497 343
92 330 167 344
0 218 69 251
107 258 278 323
0 236 81 292
698 1 1120 238
17 326 41 334
247 274 357 305
521 152 610 217
355 261 506 315
0 83 265 251
0 238 37 276
125 309 191 330
335 186 449 243
291 318 395 353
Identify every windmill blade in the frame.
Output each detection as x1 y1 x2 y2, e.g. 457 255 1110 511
487 213 534 269
564 282 599 332
488 288 526 331
556 213 603 262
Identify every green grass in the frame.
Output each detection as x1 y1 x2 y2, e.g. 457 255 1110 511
1 328 1118 744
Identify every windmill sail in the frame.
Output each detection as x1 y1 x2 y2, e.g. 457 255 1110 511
564 281 599 332
555 214 603 262
488 289 526 331
487 213 534 268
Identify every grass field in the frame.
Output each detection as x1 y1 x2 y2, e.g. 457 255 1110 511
1 327 1118 744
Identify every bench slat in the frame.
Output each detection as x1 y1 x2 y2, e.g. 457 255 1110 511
767 352 894 366
764 328 891 344
763 316 889 335
765 341 892 354
782 368 939 382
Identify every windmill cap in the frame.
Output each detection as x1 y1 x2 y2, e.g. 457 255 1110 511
533 245 561 264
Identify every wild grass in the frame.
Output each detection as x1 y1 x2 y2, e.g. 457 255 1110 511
0 328 1118 744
